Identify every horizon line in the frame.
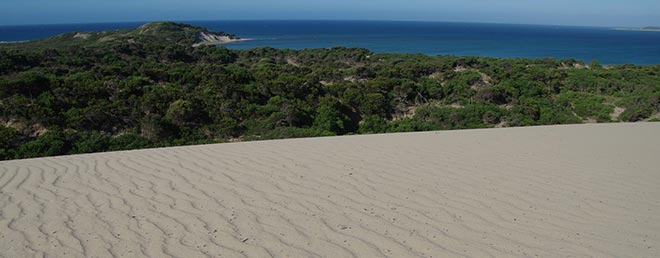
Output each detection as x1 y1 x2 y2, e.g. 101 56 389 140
0 18 637 29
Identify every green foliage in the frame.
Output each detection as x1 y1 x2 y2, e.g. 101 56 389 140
417 78 443 99
108 132 152 151
16 130 72 159
557 91 614 122
442 70 481 104
413 104 505 130
508 98 581 126
73 131 111 154
313 97 352 135
0 126 21 160
244 127 334 140
358 115 388 134
358 93 389 116
1 22 659 160
140 115 176 141
166 99 195 127
617 93 660 122
387 118 435 133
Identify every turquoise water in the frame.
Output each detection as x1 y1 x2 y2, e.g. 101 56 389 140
2 20 660 65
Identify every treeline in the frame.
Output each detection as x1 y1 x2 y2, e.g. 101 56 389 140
1 23 659 160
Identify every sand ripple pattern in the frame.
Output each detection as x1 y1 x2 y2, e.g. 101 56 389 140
1 123 659 258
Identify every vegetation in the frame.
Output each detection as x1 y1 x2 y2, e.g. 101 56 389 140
1 22 659 160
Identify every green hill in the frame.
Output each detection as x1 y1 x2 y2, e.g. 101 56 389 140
1 22 659 160
6 22 238 48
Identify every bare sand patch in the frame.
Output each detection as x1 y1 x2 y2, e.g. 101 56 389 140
1 123 659 258
193 32 253 47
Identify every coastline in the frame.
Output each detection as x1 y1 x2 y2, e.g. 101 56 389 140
612 27 660 32
192 31 255 46
3 21 660 65
0 40 29 44
193 37 254 47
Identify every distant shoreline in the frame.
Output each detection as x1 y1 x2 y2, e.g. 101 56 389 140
215 38 255 45
612 27 660 32
192 31 255 47
0 40 29 44
192 38 254 47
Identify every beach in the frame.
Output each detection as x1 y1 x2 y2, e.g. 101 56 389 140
193 31 253 47
1 123 659 258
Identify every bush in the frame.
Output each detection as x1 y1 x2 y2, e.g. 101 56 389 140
0 126 21 160
619 106 654 122
414 104 504 130
313 97 351 135
166 99 195 127
358 115 388 134
359 93 389 116
16 130 72 159
108 132 152 151
252 127 334 140
557 91 614 122
73 131 111 154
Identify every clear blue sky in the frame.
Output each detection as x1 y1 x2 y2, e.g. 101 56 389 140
2 0 659 27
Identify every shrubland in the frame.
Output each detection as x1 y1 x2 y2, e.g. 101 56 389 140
1 22 659 160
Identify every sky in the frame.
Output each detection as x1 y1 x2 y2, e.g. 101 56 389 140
1 0 659 27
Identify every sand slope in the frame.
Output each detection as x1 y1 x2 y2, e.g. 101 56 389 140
1 123 659 258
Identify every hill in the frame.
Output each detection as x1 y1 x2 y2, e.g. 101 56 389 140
1 123 659 257
4 22 240 48
1 22 659 160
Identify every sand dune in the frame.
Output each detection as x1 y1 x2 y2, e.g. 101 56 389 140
1 123 659 258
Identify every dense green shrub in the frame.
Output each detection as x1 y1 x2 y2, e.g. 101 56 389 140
413 104 505 130
16 130 72 159
358 115 389 134
313 97 352 135
557 91 614 122
0 126 21 160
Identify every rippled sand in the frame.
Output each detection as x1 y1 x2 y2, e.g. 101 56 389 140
1 123 659 258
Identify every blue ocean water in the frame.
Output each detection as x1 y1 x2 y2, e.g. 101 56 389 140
2 20 660 65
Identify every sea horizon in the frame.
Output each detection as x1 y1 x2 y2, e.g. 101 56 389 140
0 18 637 28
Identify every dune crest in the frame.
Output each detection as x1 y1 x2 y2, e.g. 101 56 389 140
1 123 659 258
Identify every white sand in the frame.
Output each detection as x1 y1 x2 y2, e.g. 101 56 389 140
193 32 253 47
1 123 659 258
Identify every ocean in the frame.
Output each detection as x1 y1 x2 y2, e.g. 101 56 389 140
1 20 660 65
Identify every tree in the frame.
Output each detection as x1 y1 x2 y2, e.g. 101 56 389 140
313 98 351 135
165 99 194 127
73 131 110 154
0 126 20 160
359 93 389 116
358 115 388 134
16 130 71 159
140 115 175 141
